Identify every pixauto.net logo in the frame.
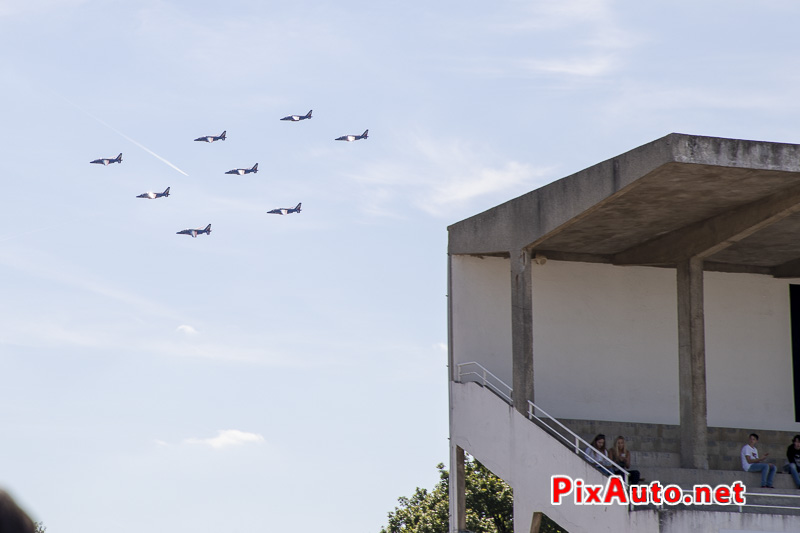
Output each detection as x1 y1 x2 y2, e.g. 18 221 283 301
551 475 746 506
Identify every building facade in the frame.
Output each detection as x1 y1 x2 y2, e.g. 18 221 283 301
448 134 800 533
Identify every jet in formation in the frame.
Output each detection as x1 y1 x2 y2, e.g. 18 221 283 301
335 129 368 142
136 187 170 199
225 163 258 175
267 203 302 215
90 153 123 165
194 131 226 143
280 110 312 122
177 224 212 238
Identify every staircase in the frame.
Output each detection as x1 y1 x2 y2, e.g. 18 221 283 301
456 362 800 517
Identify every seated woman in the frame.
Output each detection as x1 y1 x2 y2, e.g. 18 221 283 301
609 435 641 485
585 434 613 474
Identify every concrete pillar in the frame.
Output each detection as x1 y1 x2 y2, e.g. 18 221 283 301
511 248 534 415
677 257 709 469
449 445 466 533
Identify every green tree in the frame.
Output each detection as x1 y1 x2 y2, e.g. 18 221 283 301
380 458 513 533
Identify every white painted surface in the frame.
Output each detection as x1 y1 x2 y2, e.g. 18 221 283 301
705 271 798 430
451 382 800 533
529 260 800 431
451 256 800 430
450 255 512 386
531 260 680 423
450 381 661 533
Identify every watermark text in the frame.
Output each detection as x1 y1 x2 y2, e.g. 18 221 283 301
551 475 746 506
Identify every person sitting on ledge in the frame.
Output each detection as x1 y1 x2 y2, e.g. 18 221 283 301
609 435 641 485
784 434 800 489
585 434 612 474
741 432 776 488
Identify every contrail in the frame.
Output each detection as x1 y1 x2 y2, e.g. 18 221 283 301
101 122 189 176
54 92 189 176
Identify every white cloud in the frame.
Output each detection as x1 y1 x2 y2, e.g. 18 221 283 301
184 430 265 449
434 342 448 353
516 56 616 78
501 0 616 32
0 0 88 18
460 0 641 80
346 136 552 218
176 324 198 336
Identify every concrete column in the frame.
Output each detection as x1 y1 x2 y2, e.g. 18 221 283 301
511 248 534 415
449 445 466 533
677 257 709 469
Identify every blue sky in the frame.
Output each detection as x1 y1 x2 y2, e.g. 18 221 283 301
2 1 800 532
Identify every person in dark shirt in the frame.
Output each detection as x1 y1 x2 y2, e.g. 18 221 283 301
785 434 800 489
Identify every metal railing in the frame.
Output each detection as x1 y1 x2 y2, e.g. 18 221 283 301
454 361 800 515
527 400 630 485
455 361 629 485
738 492 800 513
456 361 513 404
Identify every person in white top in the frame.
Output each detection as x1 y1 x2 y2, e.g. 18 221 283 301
741 432 776 488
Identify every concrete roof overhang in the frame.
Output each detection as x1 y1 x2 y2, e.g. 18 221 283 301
447 133 800 277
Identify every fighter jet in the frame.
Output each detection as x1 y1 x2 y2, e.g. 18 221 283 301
280 110 312 122
90 153 123 165
177 224 212 238
267 203 302 215
335 130 368 142
194 131 226 143
225 163 258 175
136 187 170 199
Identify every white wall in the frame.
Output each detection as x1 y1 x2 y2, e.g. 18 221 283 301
530 260 800 431
450 381 661 533
531 260 680 423
450 255 512 386
451 255 800 431
451 382 800 533
704 271 798 430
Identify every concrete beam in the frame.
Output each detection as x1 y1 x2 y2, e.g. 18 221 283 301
771 257 800 278
511 248 534 415
677 258 709 469
614 181 800 266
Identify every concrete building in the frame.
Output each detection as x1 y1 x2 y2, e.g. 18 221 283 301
447 134 800 533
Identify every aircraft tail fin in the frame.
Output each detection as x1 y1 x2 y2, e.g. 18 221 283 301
362 129 368 138
295 203 302 212
306 110 312 118
116 153 123 162
220 131 226 140
163 187 170 196
252 163 258 172
205 224 212 234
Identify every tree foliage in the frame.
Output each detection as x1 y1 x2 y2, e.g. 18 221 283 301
380 459 513 533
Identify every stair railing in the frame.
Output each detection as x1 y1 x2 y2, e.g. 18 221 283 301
455 361 629 486
456 361 512 404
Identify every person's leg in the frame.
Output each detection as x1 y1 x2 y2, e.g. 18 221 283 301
748 463 769 486
767 464 777 487
789 464 800 488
